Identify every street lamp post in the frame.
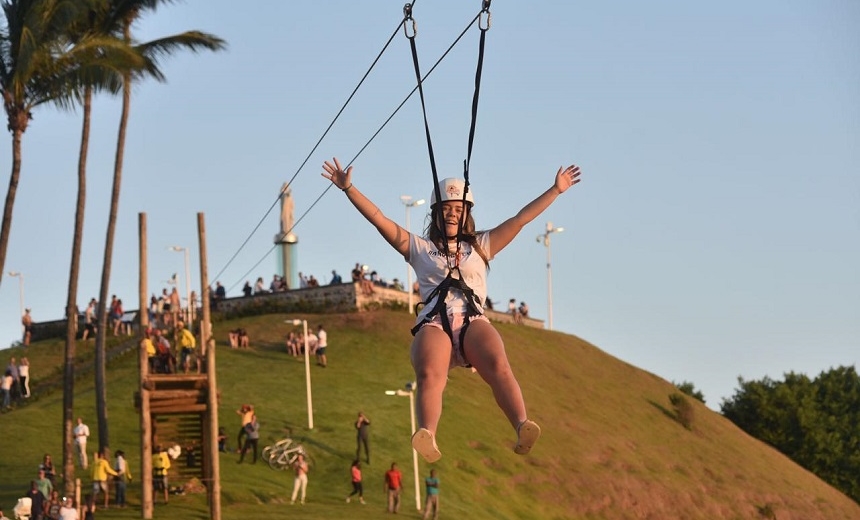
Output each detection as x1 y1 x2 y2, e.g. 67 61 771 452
400 196 425 314
536 222 564 330
288 319 314 429
168 246 191 322
8 271 23 328
385 381 421 512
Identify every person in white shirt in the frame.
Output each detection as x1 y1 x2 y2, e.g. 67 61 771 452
322 158 581 463
73 417 90 469
315 325 328 368
58 497 79 520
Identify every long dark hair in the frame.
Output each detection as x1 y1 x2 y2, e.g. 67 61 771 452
425 205 489 268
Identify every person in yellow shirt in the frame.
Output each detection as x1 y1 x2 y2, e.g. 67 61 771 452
91 450 118 508
152 445 171 505
141 329 157 373
176 321 198 374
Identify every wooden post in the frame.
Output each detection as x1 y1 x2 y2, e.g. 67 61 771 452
138 213 153 519
198 212 221 520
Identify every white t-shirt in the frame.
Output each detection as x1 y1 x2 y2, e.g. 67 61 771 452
73 423 90 445
408 233 492 323
317 329 327 348
59 505 79 520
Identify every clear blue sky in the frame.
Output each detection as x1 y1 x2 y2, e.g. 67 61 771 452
1 1 857 409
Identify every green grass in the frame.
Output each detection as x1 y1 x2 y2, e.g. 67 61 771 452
1 310 859 519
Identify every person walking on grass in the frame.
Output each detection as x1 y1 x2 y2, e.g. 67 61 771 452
345 459 365 504
90 450 118 509
322 158 581 462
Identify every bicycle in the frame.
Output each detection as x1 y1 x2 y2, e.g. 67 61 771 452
262 437 314 471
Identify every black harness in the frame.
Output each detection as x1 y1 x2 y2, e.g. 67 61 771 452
403 1 491 364
410 269 485 365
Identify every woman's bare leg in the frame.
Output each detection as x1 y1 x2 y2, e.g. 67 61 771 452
410 326 452 434
463 320 527 429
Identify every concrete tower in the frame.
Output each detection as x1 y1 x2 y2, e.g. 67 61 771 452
275 182 298 289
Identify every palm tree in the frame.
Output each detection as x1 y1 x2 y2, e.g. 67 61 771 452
92 0 225 453
2 1 144 492
0 0 83 288
57 0 148 494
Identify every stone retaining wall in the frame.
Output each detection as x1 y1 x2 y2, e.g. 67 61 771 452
31 282 543 341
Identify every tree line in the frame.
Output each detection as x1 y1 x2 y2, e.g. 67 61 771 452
720 365 860 504
1 0 225 494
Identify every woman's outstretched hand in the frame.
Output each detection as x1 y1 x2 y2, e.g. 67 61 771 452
554 164 581 194
322 157 353 190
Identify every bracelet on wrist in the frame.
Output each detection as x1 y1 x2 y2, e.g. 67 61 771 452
342 184 354 192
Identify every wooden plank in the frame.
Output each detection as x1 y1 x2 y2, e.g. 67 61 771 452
150 389 205 400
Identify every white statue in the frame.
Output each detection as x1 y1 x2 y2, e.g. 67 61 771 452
280 182 294 235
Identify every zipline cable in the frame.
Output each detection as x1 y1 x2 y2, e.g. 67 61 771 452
212 8 415 286
223 7 483 292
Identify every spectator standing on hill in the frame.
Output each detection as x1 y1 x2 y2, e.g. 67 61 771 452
345 460 365 504
215 282 226 300
355 412 371 464
289 453 309 505
384 462 402 514
0 370 12 410
518 301 529 319
40 454 57 484
423 469 440 520
238 413 260 463
113 450 132 508
217 427 228 452
58 497 77 520
35 469 53 500
18 357 30 398
25 480 45 520
44 490 62 520
254 277 266 294
323 159 580 463
109 297 123 336
6 357 19 399
83 299 97 341
22 308 33 346
73 417 90 469
315 324 328 367
152 445 171 505
509 298 522 324
236 404 254 452
330 270 343 284
242 281 253 297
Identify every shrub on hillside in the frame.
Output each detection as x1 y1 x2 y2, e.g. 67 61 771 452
673 380 706 403
669 392 694 430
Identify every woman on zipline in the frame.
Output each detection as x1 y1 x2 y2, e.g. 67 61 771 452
323 157 581 462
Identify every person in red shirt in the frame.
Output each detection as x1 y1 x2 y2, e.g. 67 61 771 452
384 462 402 513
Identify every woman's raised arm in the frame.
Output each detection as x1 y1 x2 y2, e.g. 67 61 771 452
322 158 410 258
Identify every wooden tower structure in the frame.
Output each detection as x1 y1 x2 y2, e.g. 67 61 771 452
136 213 221 519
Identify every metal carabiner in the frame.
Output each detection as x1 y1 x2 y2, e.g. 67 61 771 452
479 0 492 31
403 3 417 39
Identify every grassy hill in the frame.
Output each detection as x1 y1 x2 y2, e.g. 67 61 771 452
1 310 858 519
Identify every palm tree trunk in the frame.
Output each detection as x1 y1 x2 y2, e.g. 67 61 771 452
95 27 134 451
63 85 92 494
0 123 25 288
